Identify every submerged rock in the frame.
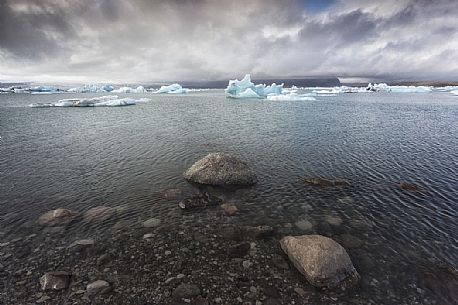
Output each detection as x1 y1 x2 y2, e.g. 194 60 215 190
280 235 359 289
183 153 257 186
220 202 238 215
399 182 424 193
37 208 80 226
142 218 161 228
417 264 458 305
336 234 363 249
302 177 350 187
83 206 115 223
325 215 343 227
294 219 313 232
178 192 223 210
68 239 95 252
40 271 71 291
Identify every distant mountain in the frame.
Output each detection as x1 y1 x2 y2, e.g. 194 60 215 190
176 77 341 89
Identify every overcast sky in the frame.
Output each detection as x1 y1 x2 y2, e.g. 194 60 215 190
0 0 457 84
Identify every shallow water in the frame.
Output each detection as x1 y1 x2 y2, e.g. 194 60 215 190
1 91 457 303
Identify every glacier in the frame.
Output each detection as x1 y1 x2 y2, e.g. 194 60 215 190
225 74 283 99
155 83 189 94
29 96 150 108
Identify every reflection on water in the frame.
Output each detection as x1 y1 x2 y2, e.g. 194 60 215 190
0 91 457 303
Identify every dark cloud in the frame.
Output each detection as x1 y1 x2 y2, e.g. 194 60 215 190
0 0 457 83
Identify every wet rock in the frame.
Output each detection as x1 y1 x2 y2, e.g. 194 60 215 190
336 234 363 249
68 239 95 252
280 235 359 289
178 192 222 210
183 153 257 186
97 253 111 266
294 287 306 297
417 264 458 305
295 219 313 232
302 177 350 187
264 298 282 305
40 271 71 291
228 242 251 258
220 202 238 215
37 208 80 226
171 283 201 300
271 254 289 270
83 206 115 223
400 183 424 193
86 280 111 297
142 218 161 228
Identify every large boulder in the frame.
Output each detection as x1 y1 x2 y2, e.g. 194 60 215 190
37 208 80 226
183 153 257 186
280 235 359 289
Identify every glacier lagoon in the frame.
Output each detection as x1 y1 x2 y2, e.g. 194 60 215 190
0 90 457 304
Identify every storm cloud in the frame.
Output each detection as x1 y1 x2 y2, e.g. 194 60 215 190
0 0 457 83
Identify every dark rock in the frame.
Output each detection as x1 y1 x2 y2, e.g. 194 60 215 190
40 271 71 291
264 298 282 305
280 235 360 289
183 153 257 186
97 253 111 266
37 208 80 226
302 177 350 187
171 283 201 300
271 254 289 270
244 225 274 240
178 192 222 210
86 280 111 297
228 242 251 258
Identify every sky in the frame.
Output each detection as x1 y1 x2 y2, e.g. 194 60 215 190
0 0 457 84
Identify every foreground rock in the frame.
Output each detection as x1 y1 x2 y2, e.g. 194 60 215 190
280 235 359 289
302 177 350 187
178 192 223 210
86 280 111 297
83 206 115 223
40 271 71 290
172 283 201 301
183 153 257 186
37 208 80 226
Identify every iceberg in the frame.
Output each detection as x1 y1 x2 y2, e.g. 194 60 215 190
67 84 114 93
267 93 316 101
112 86 147 93
225 74 283 99
366 83 432 93
29 95 150 108
451 90 458 96
155 83 189 94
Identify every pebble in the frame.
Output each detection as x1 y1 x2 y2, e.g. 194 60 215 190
86 280 111 297
242 260 253 269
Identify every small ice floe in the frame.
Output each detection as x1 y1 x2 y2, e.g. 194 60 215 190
29 95 150 108
266 92 316 101
154 83 189 94
450 90 458 96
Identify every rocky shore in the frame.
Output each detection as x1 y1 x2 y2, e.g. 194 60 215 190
1 153 456 304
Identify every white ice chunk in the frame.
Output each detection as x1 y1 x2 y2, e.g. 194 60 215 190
451 90 458 96
366 83 432 93
112 86 147 93
155 83 189 94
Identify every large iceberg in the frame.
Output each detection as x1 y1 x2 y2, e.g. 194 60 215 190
67 84 114 93
29 95 150 108
155 83 189 94
225 74 283 99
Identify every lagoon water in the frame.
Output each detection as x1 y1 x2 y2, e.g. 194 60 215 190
1 91 457 303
